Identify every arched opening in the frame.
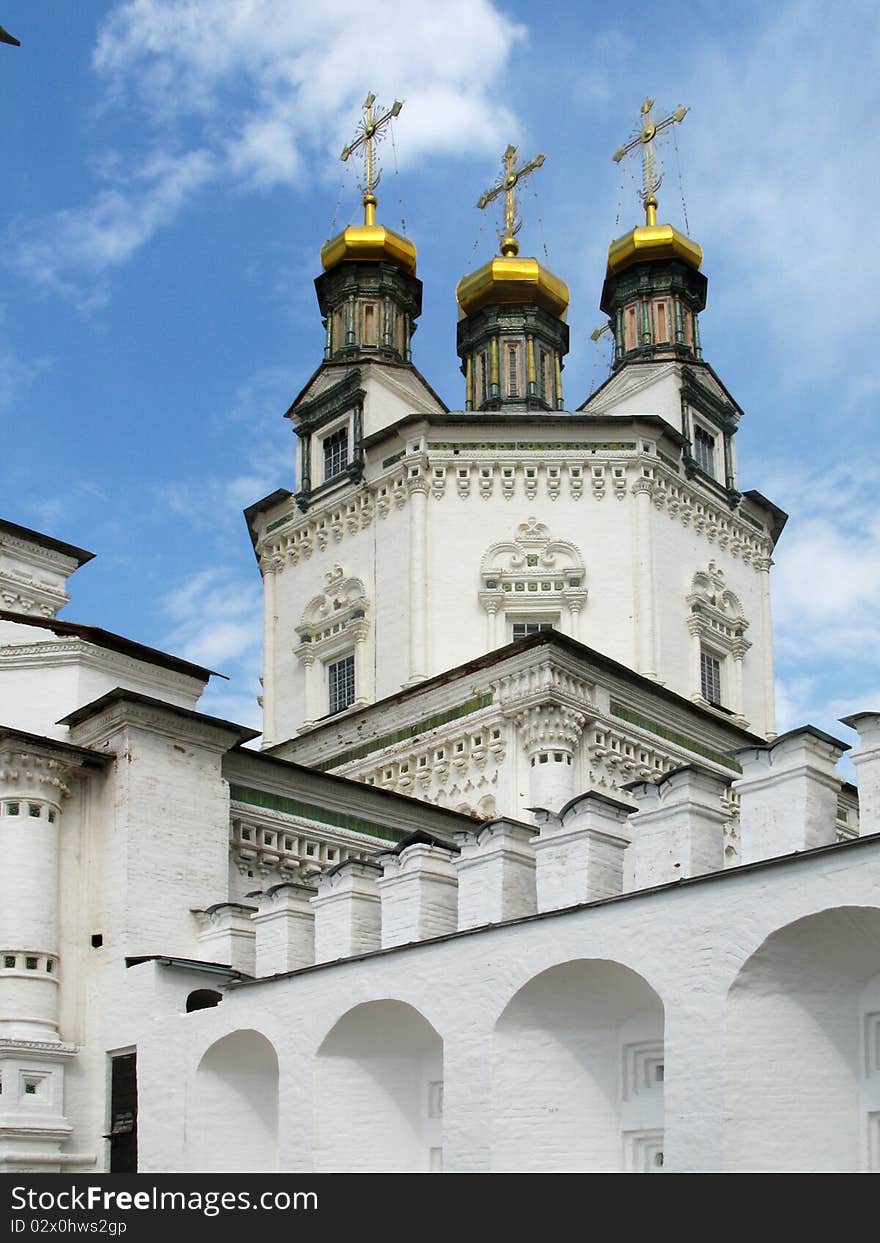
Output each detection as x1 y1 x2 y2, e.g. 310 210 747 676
186 1029 279 1173
314 1000 443 1173
492 959 664 1172
725 905 880 1172
185 989 222 1013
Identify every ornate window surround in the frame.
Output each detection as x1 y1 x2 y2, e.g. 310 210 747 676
479 518 588 648
686 560 750 725
295 565 371 726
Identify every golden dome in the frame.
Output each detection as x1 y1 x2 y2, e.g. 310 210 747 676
456 238 569 321
607 222 702 275
320 193 417 276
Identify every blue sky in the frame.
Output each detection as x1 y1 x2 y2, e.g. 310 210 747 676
2 0 878 751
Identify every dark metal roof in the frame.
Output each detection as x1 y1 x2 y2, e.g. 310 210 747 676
0 609 220 683
0 518 95 567
267 628 766 756
0 723 110 767
124 955 251 980
58 687 260 743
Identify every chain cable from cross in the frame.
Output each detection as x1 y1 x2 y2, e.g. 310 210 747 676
340 92 403 227
612 98 688 226
476 144 546 257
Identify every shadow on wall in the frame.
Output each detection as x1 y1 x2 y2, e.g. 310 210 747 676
186 1029 279 1173
314 999 443 1173
492 958 665 1172
725 905 880 1173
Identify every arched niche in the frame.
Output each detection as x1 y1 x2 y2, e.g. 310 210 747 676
186 1029 279 1173
185 989 222 1013
725 906 880 1172
314 1000 443 1173
492 959 665 1172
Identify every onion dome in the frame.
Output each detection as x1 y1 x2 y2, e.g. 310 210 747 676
456 236 569 321
320 191 417 277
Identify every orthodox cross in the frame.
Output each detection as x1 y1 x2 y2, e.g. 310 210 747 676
340 92 403 225
612 98 688 226
477 144 546 257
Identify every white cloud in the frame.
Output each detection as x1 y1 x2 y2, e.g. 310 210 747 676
163 564 262 670
16 0 523 300
680 0 880 386
756 455 880 664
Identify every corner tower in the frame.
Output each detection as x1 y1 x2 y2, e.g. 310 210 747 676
456 146 569 411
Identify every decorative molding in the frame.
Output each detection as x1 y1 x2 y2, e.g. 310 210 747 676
0 638 204 699
0 748 73 801
479 518 588 637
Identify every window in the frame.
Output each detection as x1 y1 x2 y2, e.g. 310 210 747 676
478 352 488 403
539 349 551 403
328 653 356 714
506 344 519 397
362 303 378 346
322 426 349 481
693 424 716 477
624 305 638 350
654 300 669 343
700 648 723 705
512 621 554 641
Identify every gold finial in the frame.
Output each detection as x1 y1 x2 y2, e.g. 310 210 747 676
612 98 688 227
476 144 546 257
340 91 403 226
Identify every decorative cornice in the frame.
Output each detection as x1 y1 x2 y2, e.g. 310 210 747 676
0 1038 78 1059
0 637 204 696
67 699 248 754
0 747 74 801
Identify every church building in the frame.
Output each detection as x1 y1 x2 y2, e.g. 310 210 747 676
1 97 879 1175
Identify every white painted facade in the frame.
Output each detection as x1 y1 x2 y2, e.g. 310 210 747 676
1 200 878 1175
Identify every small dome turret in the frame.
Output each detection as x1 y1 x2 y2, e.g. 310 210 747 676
456 146 569 411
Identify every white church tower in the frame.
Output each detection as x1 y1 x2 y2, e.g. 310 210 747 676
248 97 787 821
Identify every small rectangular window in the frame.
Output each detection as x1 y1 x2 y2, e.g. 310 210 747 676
700 648 723 705
655 300 668 343
323 426 349 481
328 653 356 715
539 349 551 403
512 621 554 640
363 303 377 346
3 955 15 969
693 425 716 478
478 352 489 403
506 343 519 397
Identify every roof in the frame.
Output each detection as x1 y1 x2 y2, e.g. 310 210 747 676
0 609 220 683
125 955 251 980
225 745 481 829
0 723 110 767
267 627 766 756
0 518 95 567
360 409 687 453
58 687 260 744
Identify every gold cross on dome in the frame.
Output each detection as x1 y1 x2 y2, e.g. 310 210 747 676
612 98 688 226
477 144 546 257
340 92 403 226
